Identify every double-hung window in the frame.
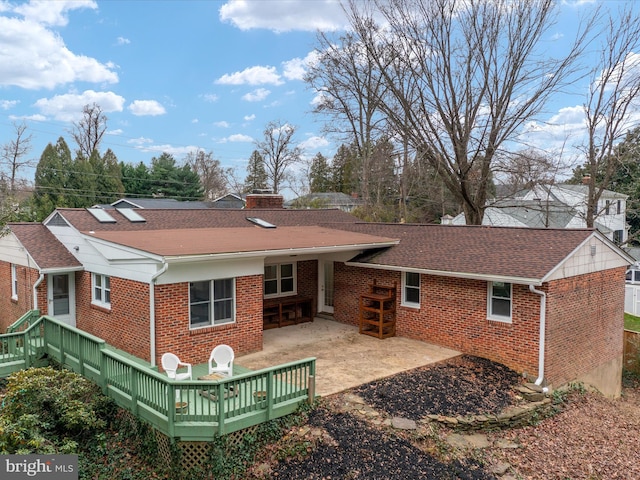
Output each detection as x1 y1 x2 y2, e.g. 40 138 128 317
402 272 420 308
11 264 18 300
264 263 296 297
92 273 111 308
488 281 512 323
190 278 235 328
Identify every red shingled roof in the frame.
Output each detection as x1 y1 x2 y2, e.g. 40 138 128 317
331 223 598 281
86 226 397 256
9 223 81 270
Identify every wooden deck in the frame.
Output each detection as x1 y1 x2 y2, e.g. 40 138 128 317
0 312 316 441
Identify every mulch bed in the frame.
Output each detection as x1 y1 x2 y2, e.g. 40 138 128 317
266 355 522 479
354 355 522 419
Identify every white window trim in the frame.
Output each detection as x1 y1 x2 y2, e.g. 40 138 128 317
487 281 512 323
11 264 18 300
263 262 297 298
91 273 111 309
401 271 420 308
189 278 236 329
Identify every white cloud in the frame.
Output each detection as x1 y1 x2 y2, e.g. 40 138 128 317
9 113 46 122
216 66 283 86
13 0 96 27
0 13 118 89
219 0 347 33
299 135 329 151
219 133 254 143
242 88 271 102
136 144 201 157
244 113 255 121
106 129 123 135
0 99 18 110
33 90 125 121
116 36 130 45
213 121 230 128
203 93 219 103
128 137 154 146
191 118 199 124
128 100 166 116
282 51 318 81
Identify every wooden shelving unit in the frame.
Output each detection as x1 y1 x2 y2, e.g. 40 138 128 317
358 280 397 339
263 296 314 329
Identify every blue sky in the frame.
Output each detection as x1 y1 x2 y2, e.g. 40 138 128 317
0 0 637 192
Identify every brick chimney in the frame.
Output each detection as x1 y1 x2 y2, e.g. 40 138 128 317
582 175 591 185
245 190 284 209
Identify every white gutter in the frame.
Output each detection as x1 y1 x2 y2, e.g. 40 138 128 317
32 274 44 310
345 261 543 286
529 284 548 392
149 261 168 367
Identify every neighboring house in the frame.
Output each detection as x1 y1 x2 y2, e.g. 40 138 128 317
285 192 364 213
0 193 631 397
107 198 215 209
211 193 245 209
452 183 628 244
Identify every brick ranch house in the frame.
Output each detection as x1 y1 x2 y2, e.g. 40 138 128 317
0 194 632 397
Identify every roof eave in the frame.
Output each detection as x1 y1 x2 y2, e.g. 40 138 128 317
343 261 544 286
163 241 399 264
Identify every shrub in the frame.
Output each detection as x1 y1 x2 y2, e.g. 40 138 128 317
0 366 115 454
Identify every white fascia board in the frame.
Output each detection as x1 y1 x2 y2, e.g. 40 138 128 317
344 261 543 286
0 232 39 269
540 230 635 283
163 241 399 265
82 235 164 263
40 266 84 274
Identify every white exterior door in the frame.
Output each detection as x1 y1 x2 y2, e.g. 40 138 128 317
48 273 76 327
319 260 334 314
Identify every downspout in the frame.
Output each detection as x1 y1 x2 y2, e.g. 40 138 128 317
150 262 168 367
529 284 549 392
32 274 44 310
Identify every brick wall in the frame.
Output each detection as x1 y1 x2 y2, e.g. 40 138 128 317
334 263 625 387
76 272 151 360
297 260 317 312
544 267 625 387
335 264 542 378
0 261 45 331
155 274 264 368
245 194 284 209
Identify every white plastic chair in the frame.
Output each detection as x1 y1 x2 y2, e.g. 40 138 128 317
208 345 234 377
161 352 192 380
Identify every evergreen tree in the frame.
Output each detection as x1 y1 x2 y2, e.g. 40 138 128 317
149 153 203 200
33 137 73 220
244 150 268 193
309 153 332 193
91 149 124 204
68 153 96 207
331 144 358 195
121 161 152 197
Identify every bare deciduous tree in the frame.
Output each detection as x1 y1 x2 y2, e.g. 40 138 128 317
1 121 33 194
345 0 591 224
255 120 301 194
306 31 389 208
184 150 228 200
70 103 107 158
579 5 640 229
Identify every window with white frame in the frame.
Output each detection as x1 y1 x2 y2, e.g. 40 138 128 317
92 273 111 308
488 281 512 322
264 262 296 297
189 278 235 328
11 264 18 300
402 272 420 307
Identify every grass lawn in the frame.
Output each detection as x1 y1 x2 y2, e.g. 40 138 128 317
625 313 640 332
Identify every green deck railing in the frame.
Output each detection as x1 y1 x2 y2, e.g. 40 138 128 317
0 313 316 440
6 309 40 333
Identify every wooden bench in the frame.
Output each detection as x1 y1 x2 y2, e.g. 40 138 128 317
263 296 314 329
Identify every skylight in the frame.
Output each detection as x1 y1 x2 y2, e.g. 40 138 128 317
117 208 146 223
87 208 117 223
246 217 276 228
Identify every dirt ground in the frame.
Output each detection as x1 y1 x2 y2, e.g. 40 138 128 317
236 318 461 396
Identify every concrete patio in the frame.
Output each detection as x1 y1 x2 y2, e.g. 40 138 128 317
236 317 461 397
